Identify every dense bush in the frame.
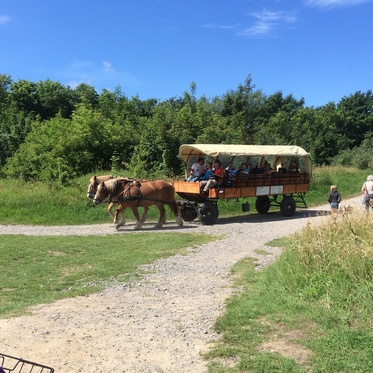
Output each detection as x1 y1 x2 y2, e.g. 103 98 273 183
1 73 373 182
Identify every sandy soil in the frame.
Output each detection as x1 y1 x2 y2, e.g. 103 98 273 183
0 196 363 372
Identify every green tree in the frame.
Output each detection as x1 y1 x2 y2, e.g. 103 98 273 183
73 83 99 108
337 90 373 149
35 79 75 119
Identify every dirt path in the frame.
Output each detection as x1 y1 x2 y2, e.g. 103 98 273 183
0 197 363 372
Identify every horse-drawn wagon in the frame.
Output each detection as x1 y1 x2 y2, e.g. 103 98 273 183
174 144 312 225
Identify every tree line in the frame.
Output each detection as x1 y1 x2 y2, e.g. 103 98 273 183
1 73 373 183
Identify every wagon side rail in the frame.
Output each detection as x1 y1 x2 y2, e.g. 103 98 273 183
0 353 54 373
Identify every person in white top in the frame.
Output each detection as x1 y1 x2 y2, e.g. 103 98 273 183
361 175 373 210
186 158 206 182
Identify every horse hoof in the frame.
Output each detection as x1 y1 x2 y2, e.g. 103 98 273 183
176 216 183 226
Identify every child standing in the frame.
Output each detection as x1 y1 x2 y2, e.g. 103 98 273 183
328 185 342 217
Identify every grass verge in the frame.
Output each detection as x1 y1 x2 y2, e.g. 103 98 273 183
0 233 213 318
206 210 373 372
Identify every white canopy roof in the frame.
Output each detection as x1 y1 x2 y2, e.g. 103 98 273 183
180 144 309 160
179 144 312 173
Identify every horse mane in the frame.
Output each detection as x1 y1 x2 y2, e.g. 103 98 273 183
91 174 113 182
101 177 134 194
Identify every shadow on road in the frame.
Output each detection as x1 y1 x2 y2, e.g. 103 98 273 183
123 206 331 232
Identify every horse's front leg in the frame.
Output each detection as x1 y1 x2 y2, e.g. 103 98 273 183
110 203 125 227
140 206 149 225
114 205 125 230
154 204 166 228
130 206 142 230
107 202 115 219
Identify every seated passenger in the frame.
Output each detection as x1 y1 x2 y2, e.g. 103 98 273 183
186 157 206 182
261 159 274 174
237 162 250 176
200 160 225 196
198 162 213 181
288 161 299 173
224 162 237 187
249 162 262 174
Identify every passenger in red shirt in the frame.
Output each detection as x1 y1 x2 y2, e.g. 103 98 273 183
200 160 225 196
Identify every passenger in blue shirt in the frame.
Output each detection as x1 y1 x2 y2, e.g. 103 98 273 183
198 162 213 181
238 162 249 175
224 163 237 187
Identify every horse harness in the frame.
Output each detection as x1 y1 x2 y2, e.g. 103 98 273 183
101 179 177 206
118 179 143 202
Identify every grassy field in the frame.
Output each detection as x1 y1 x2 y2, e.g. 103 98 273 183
0 233 213 318
0 166 368 225
0 166 372 371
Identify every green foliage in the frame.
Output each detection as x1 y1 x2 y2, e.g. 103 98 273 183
332 134 373 170
337 90 373 149
1 74 373 181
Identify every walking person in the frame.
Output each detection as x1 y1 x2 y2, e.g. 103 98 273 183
361 175 373 211
328 185 342 217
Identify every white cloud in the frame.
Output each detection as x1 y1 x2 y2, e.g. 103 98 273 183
238 9 297 37
103 61 115 74
62 59 140 93
306 0 373 7
0 15 11 24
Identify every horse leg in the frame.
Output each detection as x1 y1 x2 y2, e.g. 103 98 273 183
140 206 149 225
107 202 115 219
114 206 125 230
167 202 183 226
130 206 142 230
108 202 126 227
154 204 166 228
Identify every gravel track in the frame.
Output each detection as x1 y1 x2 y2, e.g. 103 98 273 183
0 196 363 372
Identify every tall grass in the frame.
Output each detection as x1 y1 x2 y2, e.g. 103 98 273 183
207 210 373 372
307 165 367 202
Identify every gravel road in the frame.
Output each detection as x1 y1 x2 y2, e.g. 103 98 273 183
0 196 363 372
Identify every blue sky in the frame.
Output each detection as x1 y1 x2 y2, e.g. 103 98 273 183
1 0 372 107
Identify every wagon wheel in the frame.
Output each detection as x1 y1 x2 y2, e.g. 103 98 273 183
280 196 296 217
199 202 219 225
180 205 198 222
255 196 270 214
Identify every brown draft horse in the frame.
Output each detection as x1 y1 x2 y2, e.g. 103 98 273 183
93 179 183 230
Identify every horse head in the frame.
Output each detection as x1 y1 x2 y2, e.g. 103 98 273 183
93 181 109 205
87 175 113 199
87 176 99 199
93 178 127 205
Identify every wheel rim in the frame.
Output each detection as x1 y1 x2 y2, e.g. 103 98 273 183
199 202 219 225
280 196 296 216
181 206 198 222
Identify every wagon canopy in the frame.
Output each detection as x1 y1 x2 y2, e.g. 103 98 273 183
179 144 312 174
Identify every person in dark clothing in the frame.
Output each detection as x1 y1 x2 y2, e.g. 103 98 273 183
328 185 341 216
249 162 262 174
